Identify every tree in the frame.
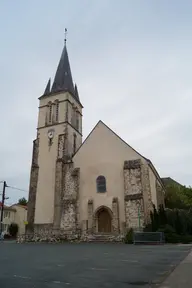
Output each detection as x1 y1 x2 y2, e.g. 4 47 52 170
150 205 159 231
18 197 27 206
158 204 167 227
8 223 19 237
165 183 192 210
175 210 183 235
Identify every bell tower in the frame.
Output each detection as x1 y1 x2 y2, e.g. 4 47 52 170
27 32 83 232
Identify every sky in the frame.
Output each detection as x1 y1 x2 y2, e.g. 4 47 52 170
0 0 192 204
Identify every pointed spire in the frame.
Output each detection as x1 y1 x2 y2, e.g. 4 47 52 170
64 28 67 46
74 83 80 100
43 78 51 95
51 31 75 95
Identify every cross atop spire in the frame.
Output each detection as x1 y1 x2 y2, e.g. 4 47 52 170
64 28 67 45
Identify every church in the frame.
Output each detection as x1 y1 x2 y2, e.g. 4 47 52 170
27 37 165 241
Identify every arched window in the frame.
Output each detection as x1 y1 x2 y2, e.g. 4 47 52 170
55 100 59 122
96 176 106 193
71 104 75 126
47 102 52 124
76 110 79 130
73 133 77 154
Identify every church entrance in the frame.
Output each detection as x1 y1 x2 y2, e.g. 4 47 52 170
97 207 112 233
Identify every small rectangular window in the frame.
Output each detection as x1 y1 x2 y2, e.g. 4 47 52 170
76 112 79 130
55 102 59 122
73 134 77 154
49 105 52 123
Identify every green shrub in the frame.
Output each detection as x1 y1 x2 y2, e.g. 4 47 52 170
143 223 152 232
8 223 19 237
180 235 192 244
124 228 134 244
165 233 180 243
158 224 176 234
165 233 192 244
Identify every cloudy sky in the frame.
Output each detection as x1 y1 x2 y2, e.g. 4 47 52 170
0 1 192 204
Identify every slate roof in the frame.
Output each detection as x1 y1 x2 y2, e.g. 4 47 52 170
43 78 51 95
41 42 82 106
51 44 75 95
161 177 183 187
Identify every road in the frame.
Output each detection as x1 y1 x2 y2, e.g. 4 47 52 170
0 242 191 287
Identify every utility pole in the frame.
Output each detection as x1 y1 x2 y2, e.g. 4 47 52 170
0 181 7 234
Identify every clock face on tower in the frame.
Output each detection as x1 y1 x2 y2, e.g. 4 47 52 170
47 129 55 139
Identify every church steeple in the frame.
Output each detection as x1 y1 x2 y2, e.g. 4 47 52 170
31 32 83 233
43 78 51 95
51 42 75 96
40 31 82 106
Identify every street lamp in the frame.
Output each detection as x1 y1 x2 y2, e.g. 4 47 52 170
136 200 141 230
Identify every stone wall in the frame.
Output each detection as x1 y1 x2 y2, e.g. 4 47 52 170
124 159 145 230
27 138 39 233
53 134 65 229
34 223 53 235
60 163 80 232
17 232 123 243
141 163 153 224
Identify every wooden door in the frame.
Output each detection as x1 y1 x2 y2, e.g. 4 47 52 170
98 209 111 233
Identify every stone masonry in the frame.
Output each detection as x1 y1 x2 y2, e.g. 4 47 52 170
124 159 145 230
60 163 80 232
141 163 153 224
27 138 39 233
26 139 161 242
53 134 65 230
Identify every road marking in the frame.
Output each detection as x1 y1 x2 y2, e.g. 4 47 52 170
90 267 108 271
13 275 31 279
120 259 138 263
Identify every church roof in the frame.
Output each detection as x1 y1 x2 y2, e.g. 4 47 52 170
51 44 75 96
43 78 51 95
39 39 82 107
73 120 164 189
161 177 183 187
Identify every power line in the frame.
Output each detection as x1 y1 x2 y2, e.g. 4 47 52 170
6 185 28 193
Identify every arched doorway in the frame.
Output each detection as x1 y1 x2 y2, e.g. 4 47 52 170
96 207 112 233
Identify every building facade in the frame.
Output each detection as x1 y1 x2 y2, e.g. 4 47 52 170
0 203 27 234
27 38 165 241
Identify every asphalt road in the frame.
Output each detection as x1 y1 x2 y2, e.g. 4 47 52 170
0 242 191 288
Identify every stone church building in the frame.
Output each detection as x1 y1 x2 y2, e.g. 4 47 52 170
27 39 165 241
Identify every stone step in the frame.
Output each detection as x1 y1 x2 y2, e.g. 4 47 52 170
86 234 122 242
